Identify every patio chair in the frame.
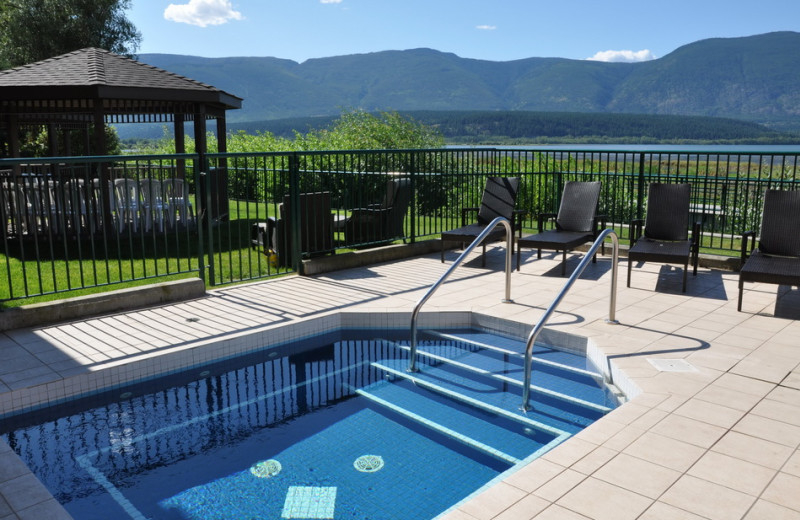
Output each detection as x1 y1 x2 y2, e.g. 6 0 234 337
343 178 412 246
441 176 521 267
163 177 194 229
139 178 168 232
113 178 141 233
516 181 605 275
627 183 701 293
274 191 335 267
738 189 800 312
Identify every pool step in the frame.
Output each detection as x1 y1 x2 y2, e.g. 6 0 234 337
409 343 612 414
373 353 605 433
389 340 613 413
358 362 568 465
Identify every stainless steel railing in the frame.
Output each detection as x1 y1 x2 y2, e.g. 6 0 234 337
408 216 514 372
521 228 620 411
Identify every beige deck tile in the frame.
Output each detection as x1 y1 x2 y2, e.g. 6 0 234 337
532 469 585 503
744 500 800 520
556 477 652 520
713 372 775 397
622 431 705 472
672 396 746 429
731 353 799 383
693 382 765 412
541 437 597 468
591 452 681 499
492 494 550 520
767 386 800 405
458 481 529 520
649 411 729 449
687 451 776 496
660 475 756 520
760 472 800 512
530 504 592 520
502 459 565 494
750 397 800 427
638 501 708 519
733 413 800 447
784 449 800 477
570 446 617 476
711 431 794 470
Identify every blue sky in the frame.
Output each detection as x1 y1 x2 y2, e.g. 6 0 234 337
128 0 799 63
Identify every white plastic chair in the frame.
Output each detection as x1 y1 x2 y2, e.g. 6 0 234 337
139 178 168 232
163 178 194 229
113 178 140 233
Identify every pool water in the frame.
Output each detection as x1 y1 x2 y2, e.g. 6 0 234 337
1 328 620 520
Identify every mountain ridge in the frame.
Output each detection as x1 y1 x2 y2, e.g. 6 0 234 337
138 31 800 130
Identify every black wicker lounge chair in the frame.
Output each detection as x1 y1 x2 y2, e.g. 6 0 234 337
516 181 605 275
344 178 412 246
627 183 701 293
441 176 521 267
738 189 800 312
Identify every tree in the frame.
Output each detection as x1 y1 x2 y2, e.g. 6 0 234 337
0 0 141 69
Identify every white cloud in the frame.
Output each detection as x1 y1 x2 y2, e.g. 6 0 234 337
586 49 656 63
164 0 244 27
320 0 343 3
476 25 497 31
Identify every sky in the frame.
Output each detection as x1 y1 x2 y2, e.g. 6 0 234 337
127 0 799 63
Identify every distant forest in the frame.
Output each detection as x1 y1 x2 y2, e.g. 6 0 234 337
228 111 797 145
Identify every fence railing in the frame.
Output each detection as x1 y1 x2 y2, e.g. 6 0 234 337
2 147 799 302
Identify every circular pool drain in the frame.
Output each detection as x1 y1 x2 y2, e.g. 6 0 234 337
250 459 282 478
353 455 384 473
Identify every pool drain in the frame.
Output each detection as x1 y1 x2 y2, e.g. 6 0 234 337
250 459 282 478
353 455 384 473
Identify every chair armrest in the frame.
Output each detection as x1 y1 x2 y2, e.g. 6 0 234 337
537 212 557 233
461 207 479 226
512 209 527 236
593 214 608 235
629 218 644 245
691 220 702 251
740 230 757 265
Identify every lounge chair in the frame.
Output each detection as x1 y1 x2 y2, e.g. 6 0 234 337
441 176 521 267
516 181 604 275
344 178 412 246
627 183 700 293
738 189 800 312
274 191 335 267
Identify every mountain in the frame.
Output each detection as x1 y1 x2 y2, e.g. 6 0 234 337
138 32 800 130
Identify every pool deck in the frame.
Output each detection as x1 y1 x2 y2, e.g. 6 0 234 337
1 246 800 520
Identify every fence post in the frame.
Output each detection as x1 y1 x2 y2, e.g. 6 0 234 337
288 154 301 272
636 152 646 221
409 152 416 244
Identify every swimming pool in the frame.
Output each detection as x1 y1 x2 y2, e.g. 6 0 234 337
1 327 620 520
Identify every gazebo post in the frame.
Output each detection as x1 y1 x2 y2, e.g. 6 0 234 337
94 107 113 234
174 113 186 179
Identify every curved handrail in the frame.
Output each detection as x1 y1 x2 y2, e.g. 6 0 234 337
408 216 514 372
521 228 620 411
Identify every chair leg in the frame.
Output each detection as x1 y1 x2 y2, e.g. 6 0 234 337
441 240 445 263
738 278 744 311
627 258 632 287
682 262 688 293
561 250 567 276
516 245 521 271
481 243 486 267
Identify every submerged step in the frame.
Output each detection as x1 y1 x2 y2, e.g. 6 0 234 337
391 340 615 413
374 357 603 433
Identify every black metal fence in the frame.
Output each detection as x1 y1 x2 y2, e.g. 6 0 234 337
2 147 799 302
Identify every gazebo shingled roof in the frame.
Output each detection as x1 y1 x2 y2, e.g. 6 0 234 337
0 47 242 157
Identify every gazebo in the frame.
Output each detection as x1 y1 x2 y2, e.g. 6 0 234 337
0 48 242 226
0 47 242 159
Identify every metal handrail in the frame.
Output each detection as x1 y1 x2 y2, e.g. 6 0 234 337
521 228 620 411
408 216 514 372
